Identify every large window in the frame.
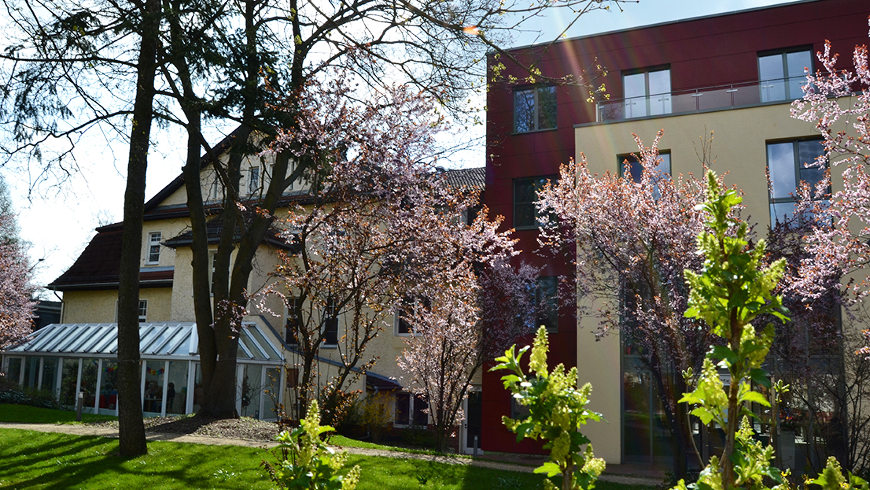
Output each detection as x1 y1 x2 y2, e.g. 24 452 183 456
146 232 162 264
513 176 555 230
535 276 558 333
759 48 812 102
617 152 671 183
395 296 430 335
513 86 556 133
623 67 671 118
767 138 828 227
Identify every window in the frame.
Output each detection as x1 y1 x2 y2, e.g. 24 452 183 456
618 152 672 199
766 138 828 227
285 297 302 346
394 392 428 426
323 299 339 346
208 251 217 296
513 176 555 230
248 166 260 195
395 392 410 425
146 232 161 264
535 276 558 333
513 86 556 133
618 152 671 183
623 67 671 118
510 397 531 420
138 300 147 323
759 48 812 102
395 296 430 335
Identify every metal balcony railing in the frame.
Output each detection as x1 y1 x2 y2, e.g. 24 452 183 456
596 77 807 123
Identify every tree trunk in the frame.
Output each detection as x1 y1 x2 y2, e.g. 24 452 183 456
116 0 160 458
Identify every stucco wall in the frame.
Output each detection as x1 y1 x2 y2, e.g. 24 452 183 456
61 287 173 323
573 100 846 463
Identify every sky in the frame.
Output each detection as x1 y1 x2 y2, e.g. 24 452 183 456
1 0 801 295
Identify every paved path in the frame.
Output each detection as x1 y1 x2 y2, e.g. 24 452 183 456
0 422 662 487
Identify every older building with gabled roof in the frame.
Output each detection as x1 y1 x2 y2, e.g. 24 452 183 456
3 130 483 438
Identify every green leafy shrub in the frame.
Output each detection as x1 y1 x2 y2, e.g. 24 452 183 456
491 326 605 490
0 374 59 409
674 171 869 489
264 399 360 489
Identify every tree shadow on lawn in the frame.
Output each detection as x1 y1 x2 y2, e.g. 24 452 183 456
1 431 267 489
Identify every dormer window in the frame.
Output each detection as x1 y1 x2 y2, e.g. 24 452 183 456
146 232 162 265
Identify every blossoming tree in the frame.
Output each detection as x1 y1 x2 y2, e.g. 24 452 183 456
790 21 870 312
535 132 717 477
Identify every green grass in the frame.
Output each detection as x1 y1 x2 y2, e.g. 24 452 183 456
0 428 651 489
329 434 469 458
0 403 117 424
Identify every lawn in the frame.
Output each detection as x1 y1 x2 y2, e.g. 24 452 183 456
0 428 653 489
0 403 116 424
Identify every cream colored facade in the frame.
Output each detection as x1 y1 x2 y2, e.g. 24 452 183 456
56 150 427 424
574 101 848 464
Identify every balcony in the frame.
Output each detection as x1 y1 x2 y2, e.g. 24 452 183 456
596 77 806 123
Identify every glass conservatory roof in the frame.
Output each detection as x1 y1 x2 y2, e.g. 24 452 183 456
5 322 283 362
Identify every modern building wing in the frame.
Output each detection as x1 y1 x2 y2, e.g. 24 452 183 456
483 0 868 467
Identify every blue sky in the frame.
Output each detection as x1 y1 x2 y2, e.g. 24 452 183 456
4 0 801 292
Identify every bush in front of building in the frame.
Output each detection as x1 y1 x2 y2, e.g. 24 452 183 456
0 374 58 409
264 399 361 490
491 326 605 490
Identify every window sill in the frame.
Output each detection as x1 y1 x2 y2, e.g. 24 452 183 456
512 127 558 136
320 344 338 349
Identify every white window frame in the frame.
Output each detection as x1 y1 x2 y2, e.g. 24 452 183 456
138 299 148 323
622 67 672 118
146 232 162 265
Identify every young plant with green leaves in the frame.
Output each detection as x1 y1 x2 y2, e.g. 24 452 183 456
491 326 605 490
676 171 789 488
264 400 360 490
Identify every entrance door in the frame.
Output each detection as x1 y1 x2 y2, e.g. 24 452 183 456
461 391 483 455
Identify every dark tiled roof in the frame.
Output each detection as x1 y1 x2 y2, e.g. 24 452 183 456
48 225 174 290
163 215 297 251
441 167 484 190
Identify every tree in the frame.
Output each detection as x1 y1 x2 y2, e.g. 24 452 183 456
0 206 34 351
170 0 627 419
114 0 161 458
397 253 536 452
267 80 522 431
2 0 631 418
789 22 870 308
492 326 605 490
535 132 716 477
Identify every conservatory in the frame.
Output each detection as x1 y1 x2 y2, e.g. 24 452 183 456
1 322 285 420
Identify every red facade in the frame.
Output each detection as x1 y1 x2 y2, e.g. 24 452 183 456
482 0 870 454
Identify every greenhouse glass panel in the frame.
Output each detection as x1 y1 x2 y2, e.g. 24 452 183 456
5 357 21 385
81 358 99 412
264 367 281 420
23 357 40 389
60 359 79 407
239 364 263 418
143 360 165 416
166 361 188 415
41 357 58 395
99 361 118 414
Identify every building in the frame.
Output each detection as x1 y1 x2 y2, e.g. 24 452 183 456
1 132 484 448
483 0 869 465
